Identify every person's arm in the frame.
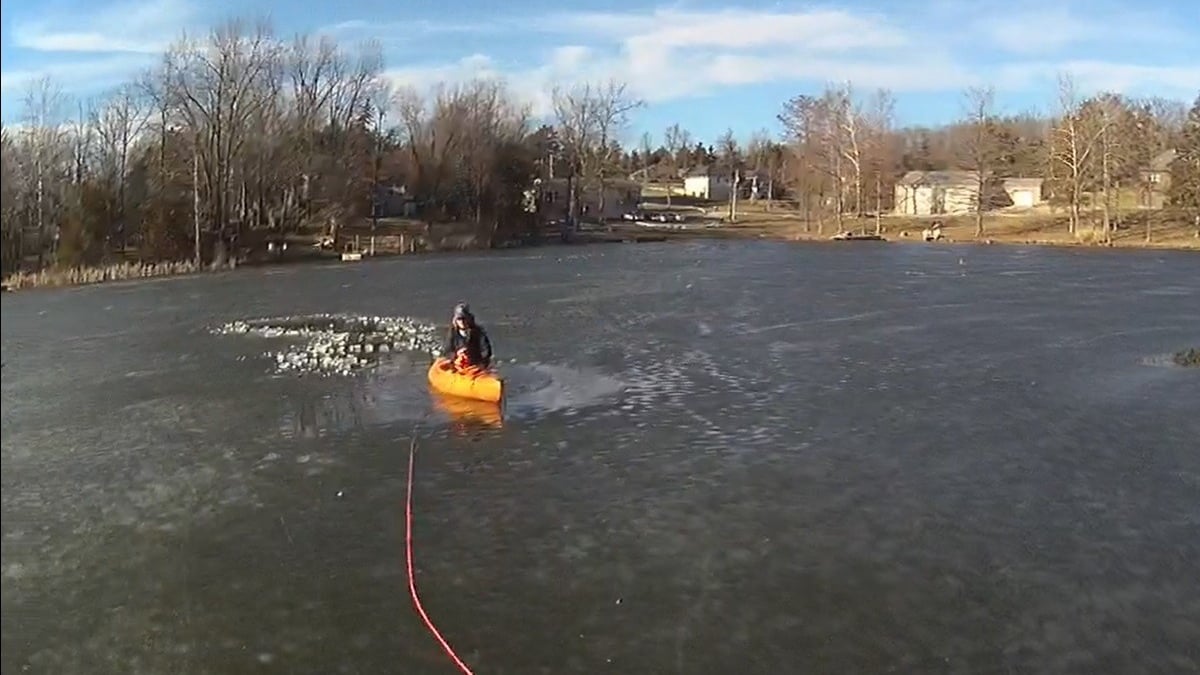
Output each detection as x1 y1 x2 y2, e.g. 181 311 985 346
441 326 455 359
479 328 493 367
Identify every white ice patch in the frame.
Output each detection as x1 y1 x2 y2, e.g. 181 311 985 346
213 314 442 376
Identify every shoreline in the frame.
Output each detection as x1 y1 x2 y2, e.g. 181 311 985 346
594 221 1200 252
788 231 1200 252
4 224 1197 293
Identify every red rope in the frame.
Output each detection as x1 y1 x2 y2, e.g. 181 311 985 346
406 436 475 674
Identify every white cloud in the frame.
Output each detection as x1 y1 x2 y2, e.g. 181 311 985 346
996 60 1200 96
544 7 909 51
383 48 601 118
976 2 1186 55
386 54 502 88
320 18 505 40
5 0 1195 128
11 0 197 54
981 7 1100 55
0 55 156 96
381 5 964 115
378 2 1199 121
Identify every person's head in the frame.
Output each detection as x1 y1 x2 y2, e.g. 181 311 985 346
452 303 474 330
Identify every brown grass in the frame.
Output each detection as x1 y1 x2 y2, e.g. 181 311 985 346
2 260 206 291
705 202 1200 251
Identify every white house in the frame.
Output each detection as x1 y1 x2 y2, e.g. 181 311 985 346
893 171 979 215
894 171 1044 215
682 166 733 201
538 177 642 221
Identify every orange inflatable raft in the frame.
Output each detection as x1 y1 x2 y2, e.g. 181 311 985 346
427 357 504 403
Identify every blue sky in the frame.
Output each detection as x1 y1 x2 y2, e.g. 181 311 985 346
2 0 1198 144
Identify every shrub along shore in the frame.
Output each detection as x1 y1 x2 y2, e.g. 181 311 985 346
3 260 208 291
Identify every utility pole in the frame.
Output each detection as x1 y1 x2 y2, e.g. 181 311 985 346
371 106 383 256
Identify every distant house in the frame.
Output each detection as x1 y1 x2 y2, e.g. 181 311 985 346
372 185 417 218
682 165 733 201
894 171 1040 215
893 171 979 215
538 177 642 222
740 169 774 200
1001 178 1044 209
1139 149 1176 209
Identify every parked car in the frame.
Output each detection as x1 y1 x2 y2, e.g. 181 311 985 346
650 212 684 223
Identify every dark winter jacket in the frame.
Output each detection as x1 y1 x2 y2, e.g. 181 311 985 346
442 323 493 368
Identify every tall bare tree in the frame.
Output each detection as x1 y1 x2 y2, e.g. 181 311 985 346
550 84 595 227
92 84 149 250
716 129 742 221
21 77 70 268
662 123 692 206
552 81 643 225
961 86 998 237
833 83 866 217
779 94 830 232
1049 73 1110 236
168 19 282 261
637 131 654 195
1085 93 1132 241
745 129 773 203
866 89 896 234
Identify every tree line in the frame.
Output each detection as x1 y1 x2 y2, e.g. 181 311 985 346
775 80 1199 237
2 16 1198 273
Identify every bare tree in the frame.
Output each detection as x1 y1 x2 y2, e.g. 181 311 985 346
392 79 534 241
287 33 343 218
1 13 553 274
1050 73 1108 236
92 84 149 250
961 86 998 237
587 81 643 223
68 100 95 186
21 77 69 268
638 131 654 196
761 142 786 210
662 123 692 206
168 19 283 262
716 129 742 221
833 83 865 217
552 81 643 226
820 88 851 231
745 129 773 203
366 80 394 251
1086 93 1133 242
551 84 596 227
780 93 833 232
866 89 896 234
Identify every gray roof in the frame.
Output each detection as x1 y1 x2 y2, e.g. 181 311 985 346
897 170 978 187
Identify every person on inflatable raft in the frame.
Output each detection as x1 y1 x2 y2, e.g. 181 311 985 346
442 303 493 371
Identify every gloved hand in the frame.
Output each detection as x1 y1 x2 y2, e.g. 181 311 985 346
453 349 470 370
